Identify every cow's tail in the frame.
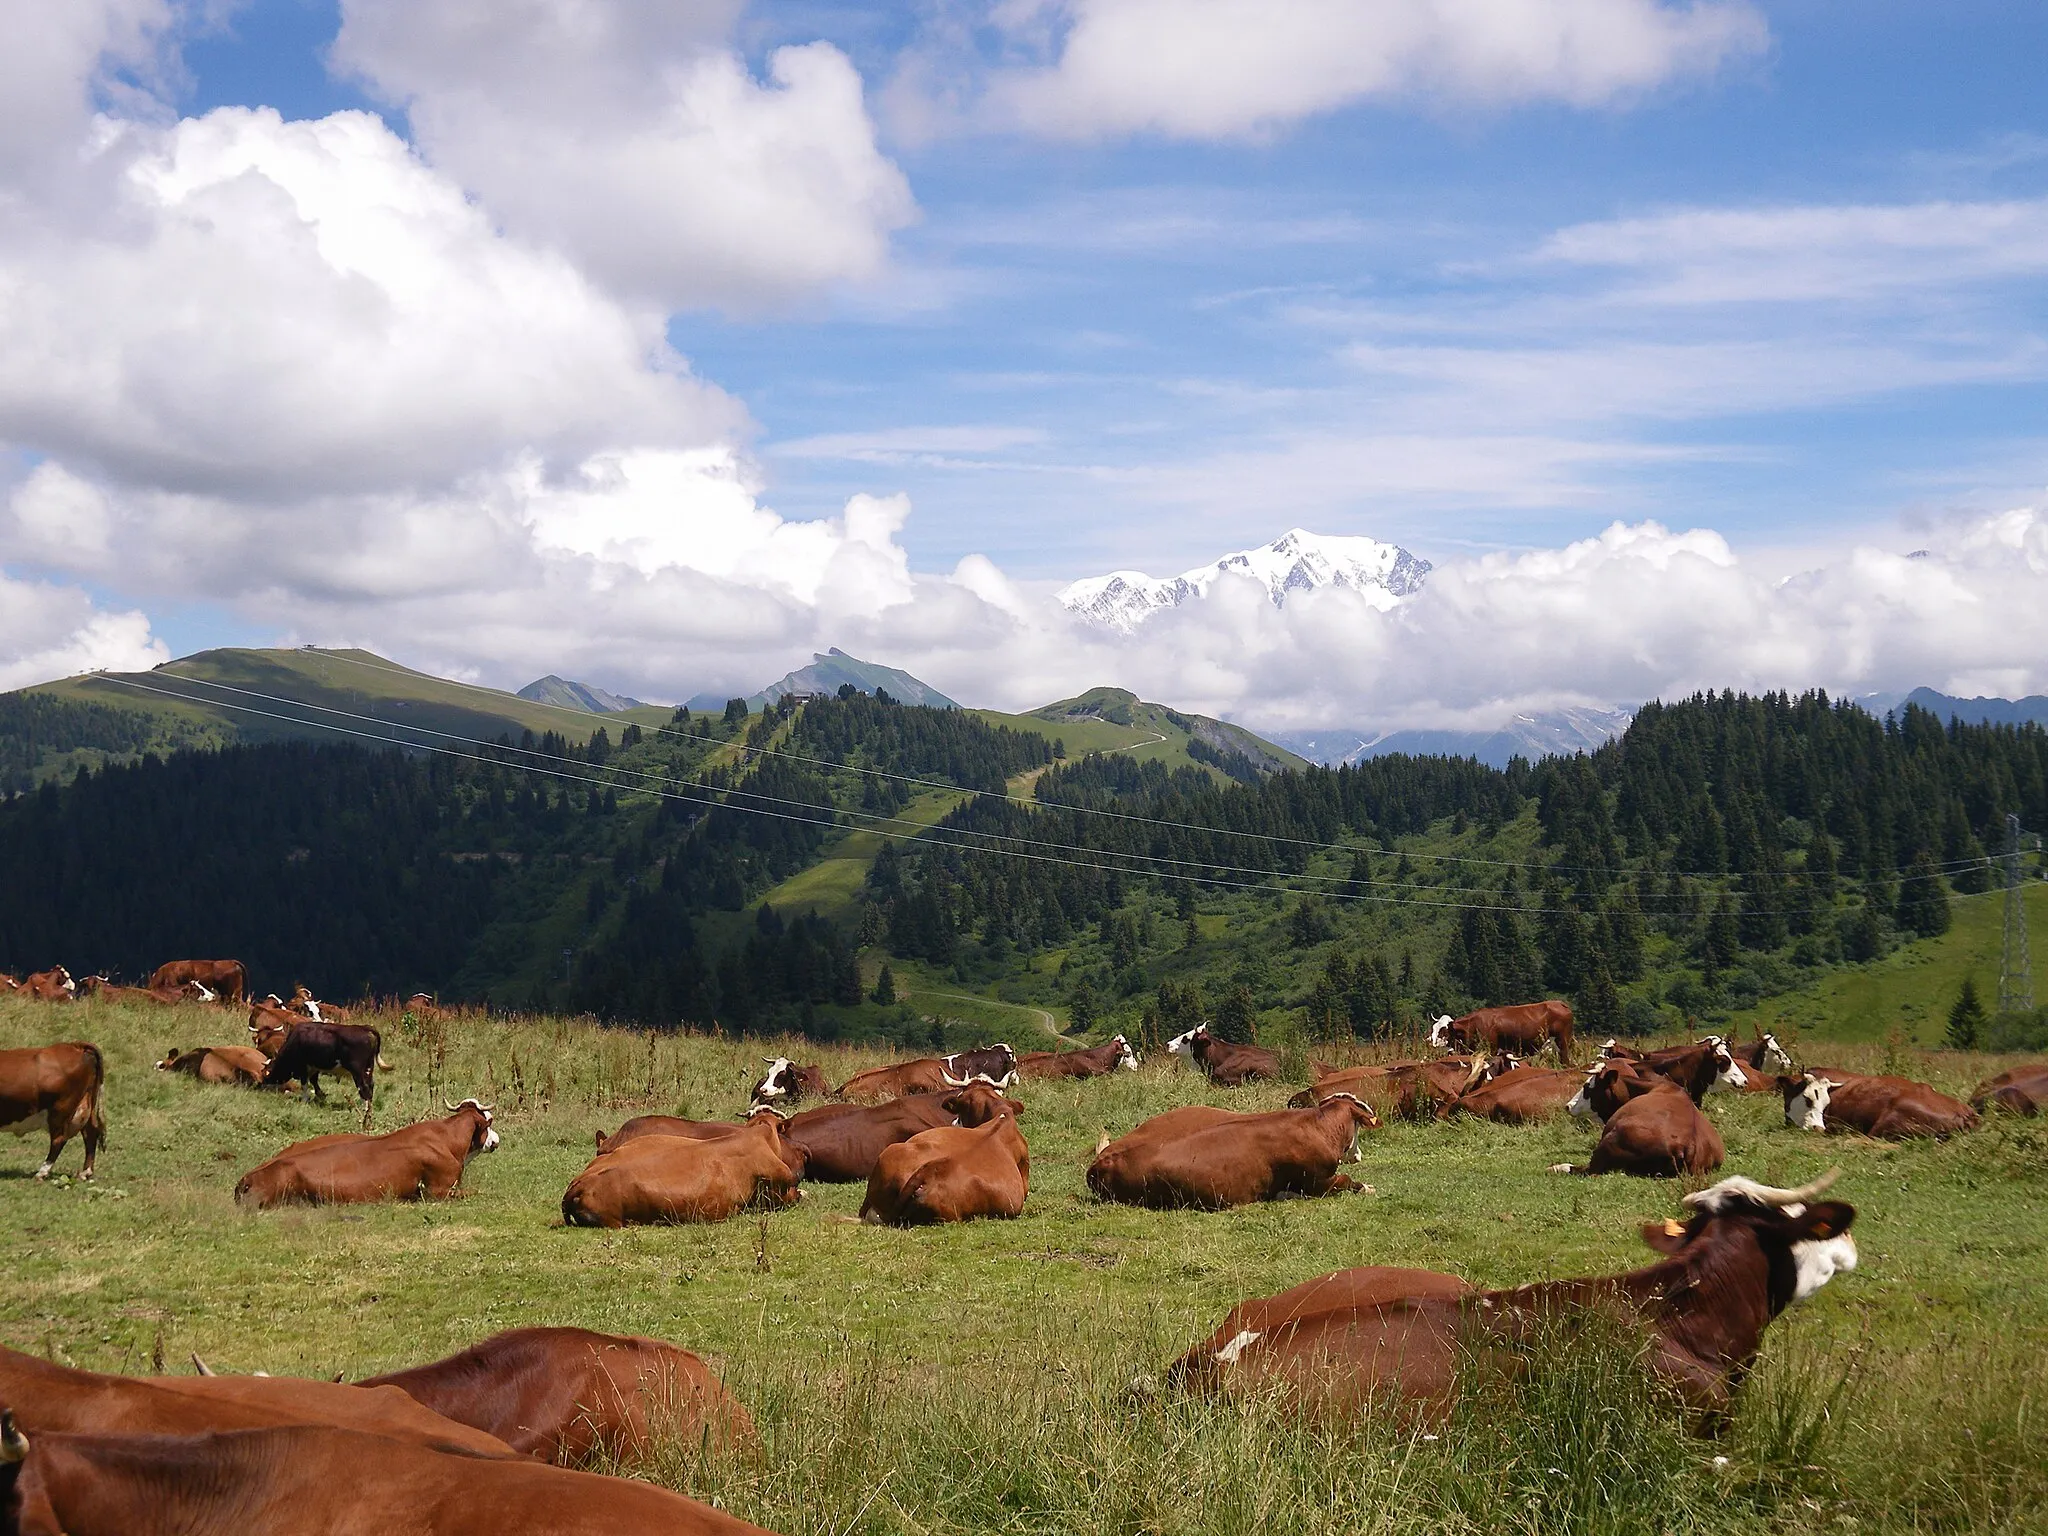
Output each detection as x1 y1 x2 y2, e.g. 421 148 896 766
79 1043 107 1143
371 1027 392 1071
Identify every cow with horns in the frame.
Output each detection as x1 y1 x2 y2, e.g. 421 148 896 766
1429 1000 1576 1063
1166 1025 1279 1087
1016 1035 1140 1080
235 1101 498 1208
834 1045 1018 1101
1163 1169 1857 1424
750 1056 832 1107
1778 1072 1979 1139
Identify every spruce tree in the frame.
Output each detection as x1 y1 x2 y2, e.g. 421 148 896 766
1215 983 1259 1043
871 962 897 1006
1895 851 1952 938
1704 892 1739 978
1946 976 1986 1050
1579 953 1623 1042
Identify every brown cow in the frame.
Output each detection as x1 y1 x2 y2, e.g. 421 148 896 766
156 1046 268 1086
1778 1072 1979 1139
593 1107 783 1156
1430 1000 1575 1063
860 1084 1029 1225
774 1092 1013 1182
1163 1170 1857 1423
0 1043 105 1179
1166 1024 1279 1087
0 1415 776 1536
17 968 77 1003
362 1327 753 1465
0 1346 514 1458
1017 1034 1140 1080
1968 1061 2048 1113
235 1100 498 1208
75 976 203 1005
1440 1066 1585 1124
1290 1057 1494 1119
1087 1095 1379 1210
147 958 247 1004
1607 1037 1750 1101
561 1114 804 1227
286 984 351 1023
1553 1062 1724 1177
750 1055 833 1105
835 1044 1018 1101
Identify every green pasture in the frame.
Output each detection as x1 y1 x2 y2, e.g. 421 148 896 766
4 997 2045 1535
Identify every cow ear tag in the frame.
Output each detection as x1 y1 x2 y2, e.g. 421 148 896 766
1661 1218 1686 1237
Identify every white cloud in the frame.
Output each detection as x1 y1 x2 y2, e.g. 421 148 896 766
333 0 915 312
956 0 1766 141
0 0 170 183
0 564 166 692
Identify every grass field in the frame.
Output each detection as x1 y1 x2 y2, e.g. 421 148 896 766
5 997 2045 1535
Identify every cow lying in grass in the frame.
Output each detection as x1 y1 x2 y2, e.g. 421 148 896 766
1778 1072 1979 1139
1088 1095 1378 1210
561 1114 804 1227
1163 1169 1857 1425
235 1101 498 1208
156 1045 268 1086
1971 1062 2048 1116
860 1083 1028 1225
1165 1025 1278 1087
1551 1058 1727 1177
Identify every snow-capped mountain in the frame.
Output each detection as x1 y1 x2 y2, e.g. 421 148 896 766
1058 528 1431 633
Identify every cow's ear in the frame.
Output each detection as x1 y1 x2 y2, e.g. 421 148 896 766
1789 1201 1855 1241
1007 1099 1027 1117
1640 1216 1696 1254
1773 1074 1804 1095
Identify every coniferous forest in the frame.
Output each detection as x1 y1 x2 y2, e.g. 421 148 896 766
1 686 2042 1045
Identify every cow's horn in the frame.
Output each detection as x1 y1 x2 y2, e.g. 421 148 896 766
940 1070 972 1088
190 1353 215 1376
0 1410 25 1463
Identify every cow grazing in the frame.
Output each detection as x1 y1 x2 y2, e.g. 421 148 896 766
771 1092 1012 1182
1554 1062 1724 1177
1017 1034 1140 1080
0 1415 776 1536
561 1114 804 1227
0 1345 515 1458
156 1046 268 1087
1430 1000 1575 1063
750 1056 832 1106
1163 1169 1856 1423
254 1017 390 1103
18 968 77 1003
860 1083 1029 1225
1166 1025 1279 1087
1778 1072 1979 1139
235 1100 498 1209
0 1043 105 1179
1087 1095 1379 1210
1440 1066 1585 1124
835 1044 1018 1101
146 958 247 1005
361 1327 753 1465
1969 1062 2048 1116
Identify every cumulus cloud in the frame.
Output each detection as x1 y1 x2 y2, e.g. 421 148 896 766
0 0 170 183
0 561 166 692
924 0 1766 141
333 0 915 311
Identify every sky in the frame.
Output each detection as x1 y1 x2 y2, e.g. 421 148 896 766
2 0 2047 735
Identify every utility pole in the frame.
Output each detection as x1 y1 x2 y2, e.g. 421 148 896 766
2000 813 2032 1016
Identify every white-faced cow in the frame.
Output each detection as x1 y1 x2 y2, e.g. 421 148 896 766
1162 1169 1856 1425
1552 1060 1725 1177
146 959 246 1004
235 1101 498 1208
750 1056 832 1106
1166 1025 1279 1087
1777 1072 1979 1139
0 1042 105 1179
1430 1000 1575 1063
18 968 77 1003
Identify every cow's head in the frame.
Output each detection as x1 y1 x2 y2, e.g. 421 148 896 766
1779 1073 1838 1132
56 966 76 994
744 1102 789 1123
155 1050 184 1071
753 1056 796 1101
1670 1168 1858 1304
1166 1025 1209 1055
1566 1064 1603 1119
1759 1032 1794 1073
1111 1034 1140 1070
1708 1040 1749 1093
186 981 216 1003
1427 1014 1453 1049
263 993 287 1007
447 1098 498 1151
1320 1091 1380 1159
942 1082 1023 1124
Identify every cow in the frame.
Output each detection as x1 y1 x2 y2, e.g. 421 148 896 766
1603 1037 1749 1101
255 1017 391 1104
0 973 17 991
1016 1034 1141 1080
0 1043 105 1179
1553 1062 1724 1177
235 1100 498 1208
1290 1057 1495 1119
772 1092 1014 1182
0 1415 777 1536
594 1105 785 1156
1430 1000 1575 1063
1087 1095 1379 1210
561 1114 805 1227
750 1056 833 1106
361 1327 754 1465
1439 1066 1585 1124
18 968 77 1003
1968 1062 2048 1114
147 958 247 1005
156 1045 268 1087
835 1044 1018 1101
860 1083 1029 1225
1161 1169 1856 1424
1166 1025 1279 1087
1777 1072 1979 1139
76 976 192 1006
1735 1029 1796 1085
0 1345 515 1458
285 984 351 1023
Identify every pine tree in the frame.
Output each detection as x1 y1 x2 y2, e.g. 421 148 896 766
870 962 897 1006
1346 848 1373 898
1579 953 1623 1041
1895 851 1952 938
1215 983 1259 1043
1069 978 1097 1033
1704 891 1739 978
1946 976 1986 1050
1805 828 1837 899
1841 899 1883 963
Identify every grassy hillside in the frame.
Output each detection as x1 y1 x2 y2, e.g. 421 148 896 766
977 686 1307 782
4 995 2043 1536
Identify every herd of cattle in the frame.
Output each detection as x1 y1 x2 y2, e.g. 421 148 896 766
4 969 2046 1533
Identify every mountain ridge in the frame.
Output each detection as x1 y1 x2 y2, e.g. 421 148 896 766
517 675 647 713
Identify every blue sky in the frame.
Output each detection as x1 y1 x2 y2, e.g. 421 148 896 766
2 1 2046 727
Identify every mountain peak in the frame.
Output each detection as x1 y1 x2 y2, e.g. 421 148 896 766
1058 528 1430 633
516 675 646 714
